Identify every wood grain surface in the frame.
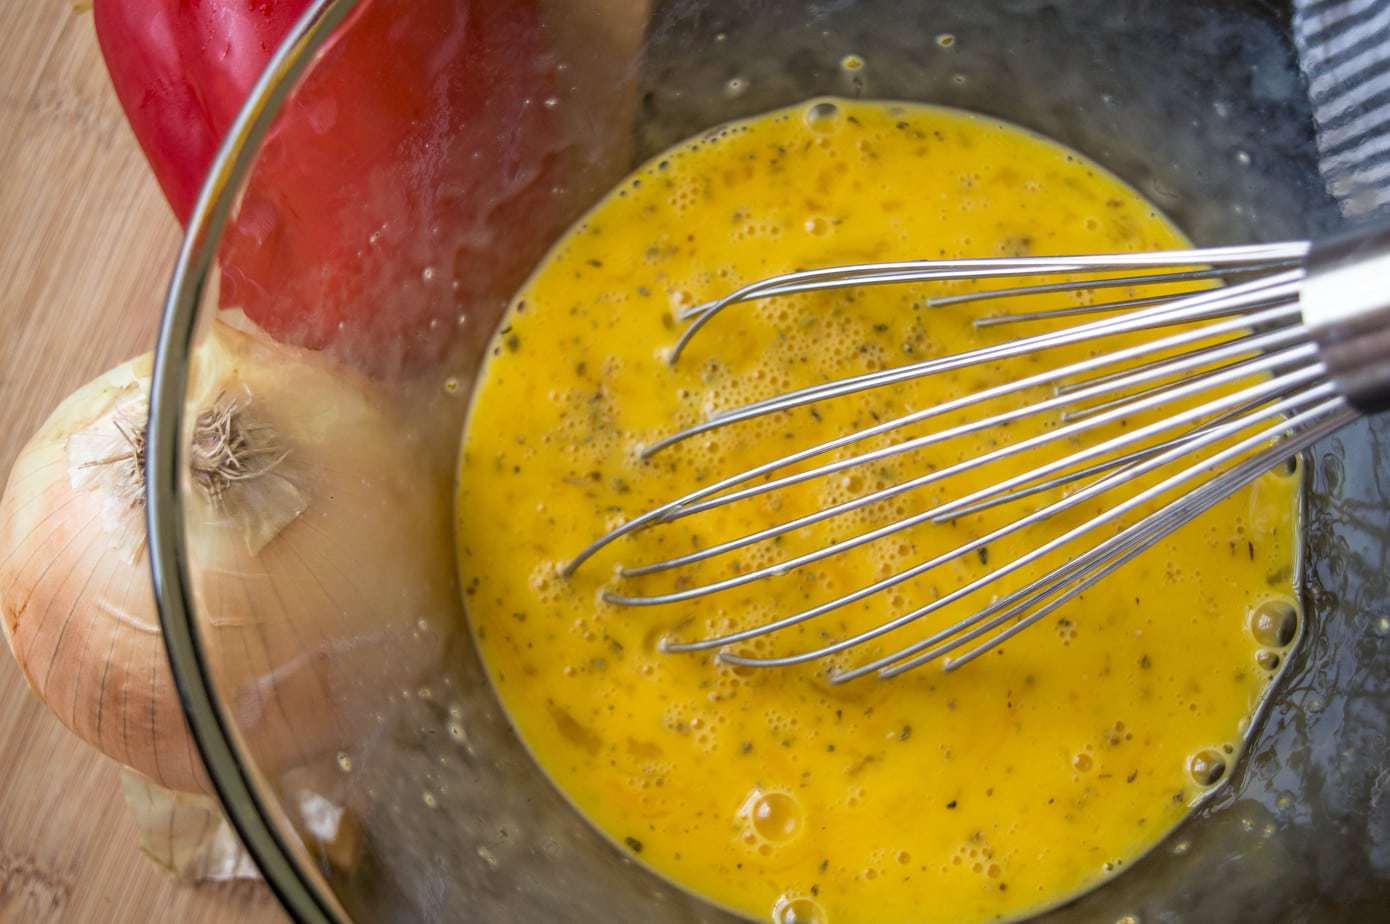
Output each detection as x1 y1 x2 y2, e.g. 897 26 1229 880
0 2 285 921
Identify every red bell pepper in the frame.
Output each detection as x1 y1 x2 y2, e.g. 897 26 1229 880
94 0 314 226
94 0 560 376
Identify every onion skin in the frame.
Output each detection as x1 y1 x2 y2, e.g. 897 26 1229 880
0 354 210 792
1 321 451 794
181 322 453 788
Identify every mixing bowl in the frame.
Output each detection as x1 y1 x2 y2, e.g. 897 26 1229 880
145 0 1390 921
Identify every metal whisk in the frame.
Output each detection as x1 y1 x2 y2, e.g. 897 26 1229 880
564 221 1390 682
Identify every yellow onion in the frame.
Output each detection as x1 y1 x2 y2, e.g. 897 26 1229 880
0 319 451 792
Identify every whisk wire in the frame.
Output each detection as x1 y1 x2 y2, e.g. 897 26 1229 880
930 394 1276 522
671 242 1310 360
565 228 1390 679
716 388 1342 673
611 346 1320 597
662 369 1331 662
614 301 1305 575
622 330 1308 579
660 270 1303 447
928 263 1289 308
881 402 1351 677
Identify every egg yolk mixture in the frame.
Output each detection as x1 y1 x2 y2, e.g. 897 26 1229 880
456 99 1299 924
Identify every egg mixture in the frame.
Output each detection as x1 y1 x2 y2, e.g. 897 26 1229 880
456 99 1299 924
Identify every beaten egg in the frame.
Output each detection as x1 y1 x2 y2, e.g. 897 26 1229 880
456 98 1300 924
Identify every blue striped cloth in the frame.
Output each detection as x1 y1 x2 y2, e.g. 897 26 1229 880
1294 0 1390 217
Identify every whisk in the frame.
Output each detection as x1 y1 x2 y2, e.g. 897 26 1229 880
563 221 1390 682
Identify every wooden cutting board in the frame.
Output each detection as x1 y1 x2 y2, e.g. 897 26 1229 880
0 3 285 921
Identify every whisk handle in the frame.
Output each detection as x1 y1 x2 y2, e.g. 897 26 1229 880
1303 220 1390 414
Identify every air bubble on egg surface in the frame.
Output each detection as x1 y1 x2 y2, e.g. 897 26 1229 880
773 894 827 924
805 100 841 134
739 788 805 844
1248 598 1298 648
1186 747 1227 787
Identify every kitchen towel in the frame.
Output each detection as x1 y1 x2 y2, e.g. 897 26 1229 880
1294 0 1390 217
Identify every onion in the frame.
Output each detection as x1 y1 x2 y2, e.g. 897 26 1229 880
120 768 259 880
0 318 451 793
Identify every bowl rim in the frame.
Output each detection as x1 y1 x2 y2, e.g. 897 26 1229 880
144 1 360 921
